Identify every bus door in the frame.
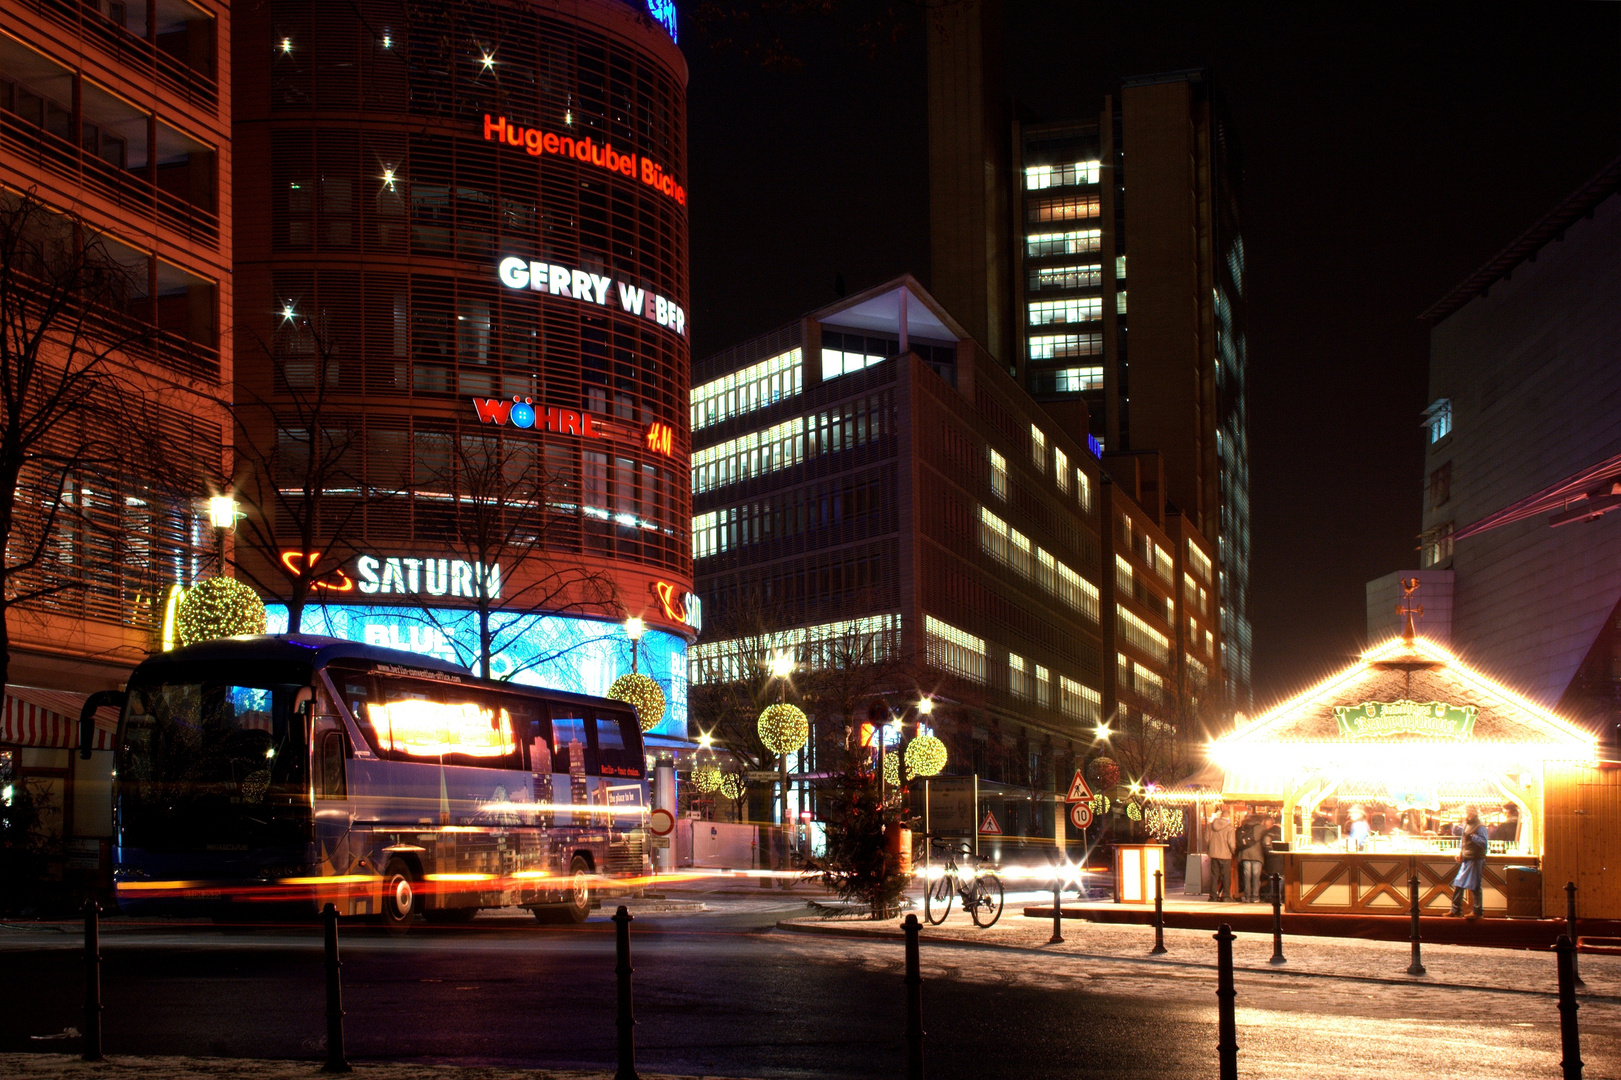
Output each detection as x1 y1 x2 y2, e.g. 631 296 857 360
592 710 647 831
312 703 355 879
548 708 595 830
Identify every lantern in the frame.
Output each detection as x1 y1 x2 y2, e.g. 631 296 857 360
757 702 809 756
904 734 947 777
607 672 666 732
175 577 266 645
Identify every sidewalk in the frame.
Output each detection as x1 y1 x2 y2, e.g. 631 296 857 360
778 889 1621 1000
0 1055 747 1080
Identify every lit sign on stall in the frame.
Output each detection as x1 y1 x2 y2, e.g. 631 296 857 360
1332 700 1478 740
496 256 686 337
470 396 677 457
483 116 686 207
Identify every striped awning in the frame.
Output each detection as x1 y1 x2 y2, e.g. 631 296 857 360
1 686 119 750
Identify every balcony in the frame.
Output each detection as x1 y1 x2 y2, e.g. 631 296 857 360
21 0 219 112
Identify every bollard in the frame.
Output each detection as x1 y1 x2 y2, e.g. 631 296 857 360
82 900 101 1062
1565 881 1584 987
1406 874 1426 977
1048 863 1064 945
1150 870 1166 955
1268 873 1285 966
613 905 638 1080
1556 934 1583 1079
903 913 924 1080
322 903 350 1073
1214 923 1237 1080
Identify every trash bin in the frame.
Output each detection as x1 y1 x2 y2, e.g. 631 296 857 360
1505 866 1542 919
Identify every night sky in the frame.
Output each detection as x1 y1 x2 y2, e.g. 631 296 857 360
682 2 1621 708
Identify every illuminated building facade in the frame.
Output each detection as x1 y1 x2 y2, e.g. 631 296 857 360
232 0 694 738
0 0 232 872
927 2 1251 706
689 278 1221 828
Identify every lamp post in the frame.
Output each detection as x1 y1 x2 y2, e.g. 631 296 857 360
206 494 237 573
624 616 645 673
758 653 806 870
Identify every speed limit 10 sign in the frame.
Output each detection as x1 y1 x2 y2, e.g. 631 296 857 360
1069 802 1094 830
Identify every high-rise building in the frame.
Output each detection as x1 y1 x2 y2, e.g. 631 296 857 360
689 277 1221 824
231 0 696 742
0 0 232 874
927 4 1251 705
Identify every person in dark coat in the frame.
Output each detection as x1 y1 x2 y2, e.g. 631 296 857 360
1236 811 1267 902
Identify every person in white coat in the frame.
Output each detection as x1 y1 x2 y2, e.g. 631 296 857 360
1206 807 1236 902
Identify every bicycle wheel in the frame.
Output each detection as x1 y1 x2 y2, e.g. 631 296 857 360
924 870 954 925
970 872 1005 928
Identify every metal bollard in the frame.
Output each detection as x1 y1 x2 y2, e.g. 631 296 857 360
903 913 924 1080
1268 873 1285 965
82 900 101 1062
613 905 638 1080
1406 874 1426 977
322 903 350 1073
1150 870 1167 955
1214 923 1237 1080
1565 881 1584 987
1556 934 1583 1079
1048 862 1064 945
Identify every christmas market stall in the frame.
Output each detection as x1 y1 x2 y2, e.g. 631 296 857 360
1200 633 1600 918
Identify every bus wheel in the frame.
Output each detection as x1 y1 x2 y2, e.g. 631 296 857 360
381 858 419 933
563 855 592 923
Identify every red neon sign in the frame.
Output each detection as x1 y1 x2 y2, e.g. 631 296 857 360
482 115 686 206
654 580 685 623
279 551 355 592
645 422 674 456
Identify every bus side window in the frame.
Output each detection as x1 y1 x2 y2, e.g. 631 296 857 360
525 715 554 774
593 713 644 779
317 730 347 799
551 713 594 776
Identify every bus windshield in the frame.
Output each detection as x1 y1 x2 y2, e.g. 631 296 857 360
118 660 313 853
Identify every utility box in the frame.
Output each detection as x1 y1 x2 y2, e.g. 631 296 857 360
1505 866 1542 919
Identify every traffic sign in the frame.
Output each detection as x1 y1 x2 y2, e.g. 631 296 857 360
1066 770 1094 803
649 807 675 837
1069 802 1094 831
979 808 1002 835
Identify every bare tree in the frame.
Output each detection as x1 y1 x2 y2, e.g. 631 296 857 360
1113 661 1213 787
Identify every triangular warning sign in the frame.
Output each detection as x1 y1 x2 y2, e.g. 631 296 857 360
1066 770 1093 803
979 808 1002 835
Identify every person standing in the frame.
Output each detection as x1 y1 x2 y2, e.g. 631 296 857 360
1206 806 1236 902
1236 810 1267 902
1449 804 1490 918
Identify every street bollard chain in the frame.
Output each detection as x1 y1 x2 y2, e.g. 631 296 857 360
903 913 925 1080
613 905 638 1080
322 903 351 1073
1214 923 1237 1080
1150 870 1167 955
1268 873 1285 966
1565 881 1585 987
1406 874 1426 977
1556 934 1583 1079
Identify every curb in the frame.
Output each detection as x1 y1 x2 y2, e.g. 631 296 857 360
772 920 1621 1003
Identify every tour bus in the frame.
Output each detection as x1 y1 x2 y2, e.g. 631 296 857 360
80 634 652 927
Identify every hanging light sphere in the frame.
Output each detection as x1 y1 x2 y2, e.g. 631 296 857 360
607 672 665 732
883 752 915 787
1087 755 1121 791
718 773 747 801
1126 800 1143 822
691 762 722 794
175 577 266 645
757 702 809 756
904 734 947 777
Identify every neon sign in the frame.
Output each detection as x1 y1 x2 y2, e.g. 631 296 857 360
354 555 502 601
645 422 674 456
482 116 686 207
654 580 701 632
644 0 677 41
279 551 355 592
496 255 686 337
471 397 677 456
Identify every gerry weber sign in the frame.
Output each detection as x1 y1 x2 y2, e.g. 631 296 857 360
1333 700 1478 740
496 256 686 338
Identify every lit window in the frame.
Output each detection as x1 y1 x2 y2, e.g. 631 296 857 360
1115 554 1133 594
1186 540 1212 582
1052 366 1103 392
690 615 900 684
1024 161 1101 189
1116 291 1127 315
1031 264 1102 291
1058 676 1102 722
1030 425 1047 471
988 448 1008 500
1077 468 1092 512
1115 255 1127 280
1029 195 1100 223
1028 333 1101 361
1008 653 1032 699
925 615 985 683
1034 664 1050 707
1421 522 1454 568
691 348 803 430
1117 605 1170 663
1027 229 1102 257
366 699 516 760
1055 448 1070 493
821 348 885 381
1028 298 1102 326
1425 399 1452 444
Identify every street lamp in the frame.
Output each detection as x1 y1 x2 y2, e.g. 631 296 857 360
758 652 806 866
607 615 664 733
206 494 236 573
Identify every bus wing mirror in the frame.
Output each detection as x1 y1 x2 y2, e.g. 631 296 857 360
294 686 316 718
78 690 126 760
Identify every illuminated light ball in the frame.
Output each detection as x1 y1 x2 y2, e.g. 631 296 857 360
757 702 809 756
904 734 948 777
718 773 747 801
1089 793 1110 816
883 752 915 787
1087 756 1121 791
607 672 666 732
1126 800 1143 822
691 763 722 794
175 577 267 645
510 401 536 428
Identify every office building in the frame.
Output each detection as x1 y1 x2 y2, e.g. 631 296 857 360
231 0 696 738
927 2 1251 704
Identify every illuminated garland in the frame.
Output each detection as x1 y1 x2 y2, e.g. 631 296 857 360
175 577 266 645
1145 804 1185 840
904 734 947 777
757 702 809 756
607 672 666 732
691 762 722 793
718 773 747 801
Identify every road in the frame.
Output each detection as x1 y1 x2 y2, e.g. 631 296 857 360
2 896 1618 1079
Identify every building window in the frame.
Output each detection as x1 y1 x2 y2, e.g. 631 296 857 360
1028 333 1101 361
822 346 885 381
1027 229 1102 257
1421 522 1454 568
1116 291 1127 315
1115 254 1127 280
1028 297 1102 326
1031 264 1102 291
1428 462 1451 509
1054 448 1070 494
1077 468 1092 512
1425 399 1452 444
690 347 802 431
925 615 985 683
1186 540 1212 582
1058 676 1102 722
1034 664 1051 707
988 448 1008 500
1009 653 1032 699
1030 425 1047 472
1048 367 1103 392
690 614 900 684
1029 194 1100 222
1115 554 1133 594
1055 560 1100 622
1117 604 1170 663
1025 161 1101 189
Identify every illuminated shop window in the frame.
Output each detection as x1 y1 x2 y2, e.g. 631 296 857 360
1027 229 1102 257
1031 264 1102 291
1028 297 1102 325
988 448 1008 500
1058 675 1101 722
690 348 802 431
1029 194 1100 223
1028 333 1101 361
1054 447 1069 493
1030 424 1047 471
1117 604 1170 663
1425 398 1452 444
924 615 985 683
689 614 900 684
1025 161 1101 189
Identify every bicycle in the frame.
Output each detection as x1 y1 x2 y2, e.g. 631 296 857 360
923 840 1004 928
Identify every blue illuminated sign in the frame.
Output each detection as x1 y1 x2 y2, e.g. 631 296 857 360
645 0 677 42
265 603 687 740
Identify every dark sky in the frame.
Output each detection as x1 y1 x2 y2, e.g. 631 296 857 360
682 2 1621 708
